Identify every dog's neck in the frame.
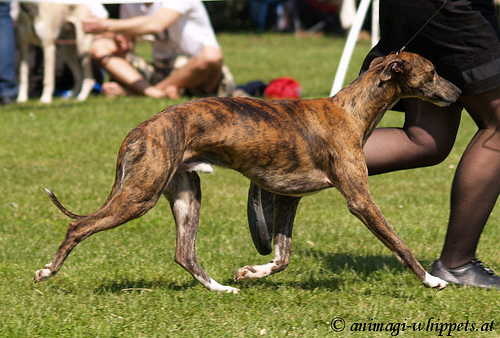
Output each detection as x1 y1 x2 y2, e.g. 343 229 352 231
329 73 401 144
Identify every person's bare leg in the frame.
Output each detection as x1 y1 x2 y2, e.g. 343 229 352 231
101 81 132 97
155 47 223 98
91 36 165 98
101 57 166 98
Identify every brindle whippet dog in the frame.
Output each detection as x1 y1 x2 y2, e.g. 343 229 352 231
35 52 460 293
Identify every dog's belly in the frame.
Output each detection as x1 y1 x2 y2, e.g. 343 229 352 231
180 156 333 196
250 171 333 196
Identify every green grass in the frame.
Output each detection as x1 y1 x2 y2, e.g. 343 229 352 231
1 33 499 337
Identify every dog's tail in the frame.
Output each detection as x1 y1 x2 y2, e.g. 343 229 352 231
44 188 84 220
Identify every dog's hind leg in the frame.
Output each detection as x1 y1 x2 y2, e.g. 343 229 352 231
164 171 239 293
235 195 301 282
76 52 96 101
73 19 95 101
60 43 82 98
35 133 172 282
34 183 165 282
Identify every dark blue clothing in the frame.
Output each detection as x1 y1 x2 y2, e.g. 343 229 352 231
0 2 18 100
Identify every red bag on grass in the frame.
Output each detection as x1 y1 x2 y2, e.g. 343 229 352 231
264 77 302 100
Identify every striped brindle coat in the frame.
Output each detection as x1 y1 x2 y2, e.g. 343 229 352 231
36 52 460 293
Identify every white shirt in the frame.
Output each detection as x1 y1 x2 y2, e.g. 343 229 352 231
120 0 220 60
87 3 108 19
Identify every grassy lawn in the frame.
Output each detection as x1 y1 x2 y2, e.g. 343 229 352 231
1 33 498 337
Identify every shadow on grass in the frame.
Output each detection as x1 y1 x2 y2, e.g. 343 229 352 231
92 248 425 294
299 249 406 290
232 248 414 292
94 278 198 294
7 100 91 112
299 247 406 273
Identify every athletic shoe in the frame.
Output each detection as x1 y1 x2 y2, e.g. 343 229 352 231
431 259 500 289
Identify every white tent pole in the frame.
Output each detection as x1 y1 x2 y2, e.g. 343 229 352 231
371 0 379 46
330 0 372 96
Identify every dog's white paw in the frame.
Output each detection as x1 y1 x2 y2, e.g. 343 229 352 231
183 162 214 173
34 263 54 283
208 278 239 294
218 285 240 294
17 95 28 103
423 272 448 290
234 264 272 282
76 78 95 101
40 94 52 104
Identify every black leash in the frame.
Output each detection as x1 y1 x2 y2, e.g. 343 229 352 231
397 1 447 54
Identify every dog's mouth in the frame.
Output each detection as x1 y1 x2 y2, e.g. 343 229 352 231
429 99 453 107
434 88 462 106
422 94 457 107
405 90 460 106
419 84 462 106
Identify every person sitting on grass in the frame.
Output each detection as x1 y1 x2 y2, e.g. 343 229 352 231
82 1 233 99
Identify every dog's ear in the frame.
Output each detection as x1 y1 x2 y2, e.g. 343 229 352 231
380 59 411 82
369 56 386 69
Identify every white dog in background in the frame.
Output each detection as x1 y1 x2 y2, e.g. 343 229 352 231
16 3 107 103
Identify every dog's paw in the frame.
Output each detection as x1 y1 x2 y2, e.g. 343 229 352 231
17 95 28 103
218 286 240 294
234 265 270 282
234 266 255 282
40 93 52 104
34 263 54 283
423 272 448 290
208 278 239 294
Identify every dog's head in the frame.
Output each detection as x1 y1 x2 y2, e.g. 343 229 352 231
369 52 461 106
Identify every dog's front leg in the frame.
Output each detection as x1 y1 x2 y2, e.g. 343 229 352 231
165 171 239 294
74 22 95 101
336 168 448 289
60 42 95 101
60 44 82 98
16 32 30 103
235 195 301 282
40 42 56 103
76 52 96 101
